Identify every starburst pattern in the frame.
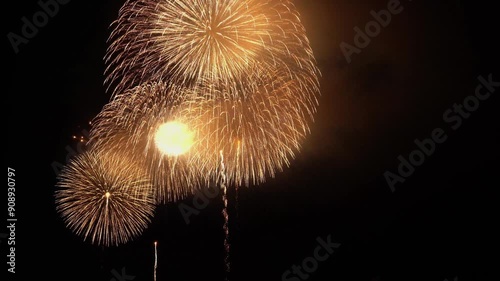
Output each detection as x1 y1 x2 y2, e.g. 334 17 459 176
55 148 155 246
104 0 319 97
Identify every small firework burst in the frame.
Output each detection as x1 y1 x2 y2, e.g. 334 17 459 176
55 148 155 246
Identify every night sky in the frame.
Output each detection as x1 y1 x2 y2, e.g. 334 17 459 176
5 0 498 281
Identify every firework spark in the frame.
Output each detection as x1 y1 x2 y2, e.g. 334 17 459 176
55 148 155 247
104 0 319 97
154 121 194 156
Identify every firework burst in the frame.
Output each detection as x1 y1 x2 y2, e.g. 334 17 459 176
55 148 155 246
89 82 207 203
104 0 318 97
175 64 320 187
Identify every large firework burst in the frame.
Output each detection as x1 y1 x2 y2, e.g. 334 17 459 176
55 148 155 246
104 0 318 96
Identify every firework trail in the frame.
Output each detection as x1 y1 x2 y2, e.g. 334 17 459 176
104 0 319 97
154 241 158 281
55 148 155 246
89 82 207 204
219 150 230 278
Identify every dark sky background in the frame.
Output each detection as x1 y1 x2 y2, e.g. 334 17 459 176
5 0 498 280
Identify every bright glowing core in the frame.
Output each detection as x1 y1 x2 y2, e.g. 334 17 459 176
155 122 194 156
